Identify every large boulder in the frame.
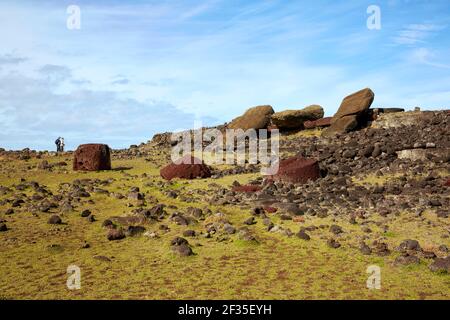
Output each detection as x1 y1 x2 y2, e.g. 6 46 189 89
73 144 111 171
227 105 274 130
322 88 374 136
271 105 324 130
304 117 332 129
160 155 211 180
272 155 320 184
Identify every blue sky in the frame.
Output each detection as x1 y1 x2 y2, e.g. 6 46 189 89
0 0 449 150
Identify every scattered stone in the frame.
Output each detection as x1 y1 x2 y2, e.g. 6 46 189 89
395 254 420 266
398 239 421 252
102 219 114 228
223 223 236 234
0 223 8 232
125 225 146 237
171 237 194 256
80 209 91 217
107 228 126 241
93 255 111 262
183 230 196 237
360 243 372 255
244 217 256 225
327 238 341 249
330 225 343 235
297 229 310 240
48 215 62 225
429 256 450 273
232 185 262 193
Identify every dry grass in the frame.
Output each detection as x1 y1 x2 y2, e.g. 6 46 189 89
0 155 449 300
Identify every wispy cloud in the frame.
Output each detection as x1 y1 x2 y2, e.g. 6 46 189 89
409 47 450 69
0 53 27 65
393 23 445 45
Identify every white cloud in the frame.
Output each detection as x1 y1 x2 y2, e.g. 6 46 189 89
0 62 214 150
409 47 450 69
393 23 445 45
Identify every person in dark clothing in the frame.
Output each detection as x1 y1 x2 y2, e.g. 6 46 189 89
55 137 61 152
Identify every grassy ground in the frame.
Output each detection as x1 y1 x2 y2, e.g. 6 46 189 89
0 155 449 300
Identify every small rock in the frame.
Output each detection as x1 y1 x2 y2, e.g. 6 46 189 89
395 254 420 266
244 217 256 225
107 228 125 241
80 209 91 217
183 230 196 237
223 224 236 234
327 238 341 249
93 255 111 262
398 239 421 252
330 225 343 235
102 219 114 228
429 256 450 273
125 225 146 237
360 243 372 255
48 215 62 225
297 229 310 240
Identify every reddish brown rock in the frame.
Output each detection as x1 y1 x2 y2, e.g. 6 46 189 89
332 88 375 122
264 206 278 213
272 156 320 184
232 185 262 193
227 105 274 130
73 144 111 171
327 115 358 135
304 117 332 129
160 155 211 180
322 88 374 136
270 105 324 130
444 178 450 187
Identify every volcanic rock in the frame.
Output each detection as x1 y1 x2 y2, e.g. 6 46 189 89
227 105 274 130
73 144 111 171
297 229 310 240
429 256 450 273
304 117 332 129
232 185 262 193
48 215 62 225
171 237 194 256
272 156 320 184
271 105 324 130
322 88 374 136
160 155 211 180
107 228 126 241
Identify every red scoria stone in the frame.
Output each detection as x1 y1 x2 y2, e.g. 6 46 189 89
73 144 111 171
160 155 211 180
